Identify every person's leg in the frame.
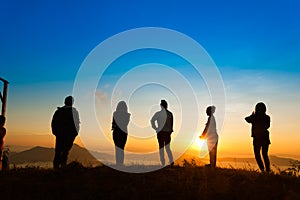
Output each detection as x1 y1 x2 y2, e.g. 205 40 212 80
53 138 63 169
115 146 121 166
262 144 270 172
113 132 121 165
61 152 68 167
164 132 174 165
113 132 127 166
0 149 2 161
117 133 127 166
254 144 264 172
209 142 218 167
157 132 165 166
61 137 74 167
2 151 8 171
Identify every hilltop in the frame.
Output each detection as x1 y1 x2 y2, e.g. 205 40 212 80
0 164 300 200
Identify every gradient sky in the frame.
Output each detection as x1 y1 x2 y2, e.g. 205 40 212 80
1 0 300 158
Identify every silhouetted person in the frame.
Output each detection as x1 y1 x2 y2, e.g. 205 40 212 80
0 115 6 162
51 96 80 169
245 102 271 172
200 106 218 167
112 101 130 166
151 100 174 166
2 148 9 171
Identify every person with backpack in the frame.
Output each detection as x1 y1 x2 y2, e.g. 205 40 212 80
200 106 218 167
51 96 80 169
151 100 174 166
245 102 271 172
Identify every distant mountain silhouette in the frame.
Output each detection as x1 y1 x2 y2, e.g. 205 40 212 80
9 144 102 166
218 155 295 167
8 144 296 169
269 155 296 166
10 146 54 164
176 150 296 168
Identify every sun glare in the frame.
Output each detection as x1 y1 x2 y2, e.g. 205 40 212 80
194 137 206 148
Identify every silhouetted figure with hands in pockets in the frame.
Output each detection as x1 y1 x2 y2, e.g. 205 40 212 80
245 102 271 172
51 96 80 169
112 101 130 167
0 115 6 162
151 100 174 166
200 106 218 168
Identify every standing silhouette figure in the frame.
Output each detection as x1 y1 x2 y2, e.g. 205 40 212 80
51 96 80 169
112 101 130 167
200 106 218 167
0 115 6 162
151 100 174 166
245 102 271 172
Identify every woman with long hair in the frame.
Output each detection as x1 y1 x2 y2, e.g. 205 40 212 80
112 101 130 166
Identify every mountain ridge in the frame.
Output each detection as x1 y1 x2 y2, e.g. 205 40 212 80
9 144 102 166
8 145 297 169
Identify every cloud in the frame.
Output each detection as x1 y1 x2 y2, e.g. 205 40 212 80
103 84 110 89
95 90 108 109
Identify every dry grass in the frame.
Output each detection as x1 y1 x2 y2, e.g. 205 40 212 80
1 161 300 200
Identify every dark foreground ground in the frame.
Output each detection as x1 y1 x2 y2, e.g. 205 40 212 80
1 163 300 200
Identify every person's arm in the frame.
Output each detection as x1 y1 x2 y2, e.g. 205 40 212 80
125 113 130 127
200 117 209 139
112 117 116 131
150 113 158 131
1 128 6 138
74 109 80 133
170 112 174 132
245 112 254 123
51 110 59 136
265 115 270 129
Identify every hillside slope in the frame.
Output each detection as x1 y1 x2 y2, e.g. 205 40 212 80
0 165 300 200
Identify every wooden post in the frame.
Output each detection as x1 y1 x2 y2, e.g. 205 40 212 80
0 77 9 117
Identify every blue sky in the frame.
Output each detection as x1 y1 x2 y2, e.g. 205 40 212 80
1 0 299 80
1 0 300 156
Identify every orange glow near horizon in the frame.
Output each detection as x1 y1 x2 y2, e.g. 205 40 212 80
4 110 300 159
4 131 300 160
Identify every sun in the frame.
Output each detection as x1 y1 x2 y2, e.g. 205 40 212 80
194 137 206 148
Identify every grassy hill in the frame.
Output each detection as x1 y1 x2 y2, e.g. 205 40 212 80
0 164 300 200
